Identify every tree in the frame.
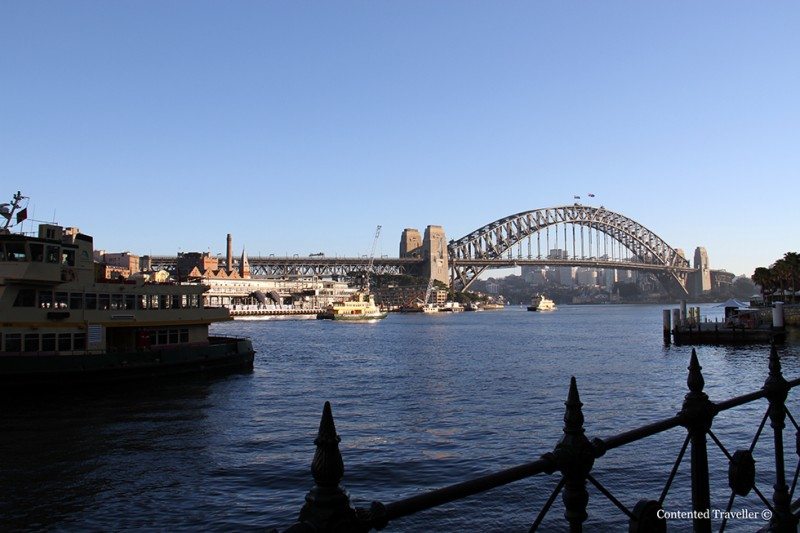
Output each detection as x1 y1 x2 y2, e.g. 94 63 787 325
751 267 773 303
771 259 791 303
781 252 800 303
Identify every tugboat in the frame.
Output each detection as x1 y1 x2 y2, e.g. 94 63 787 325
527 294 556 311
0 191 255 387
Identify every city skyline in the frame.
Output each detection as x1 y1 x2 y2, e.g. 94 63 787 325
2 2 798 277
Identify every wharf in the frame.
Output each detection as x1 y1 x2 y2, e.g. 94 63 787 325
664 301 786 346
672 323 784 345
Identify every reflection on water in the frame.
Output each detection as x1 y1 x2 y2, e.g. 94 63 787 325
1 304 798 531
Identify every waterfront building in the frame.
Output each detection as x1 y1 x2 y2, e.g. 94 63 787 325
710 269 734 292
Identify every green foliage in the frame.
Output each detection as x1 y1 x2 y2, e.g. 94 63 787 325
751 252 800 303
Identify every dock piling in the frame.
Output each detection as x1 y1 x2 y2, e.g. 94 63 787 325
663 310 671 345
773 302 785 329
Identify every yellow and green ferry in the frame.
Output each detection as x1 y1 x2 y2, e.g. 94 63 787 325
317 291 388 321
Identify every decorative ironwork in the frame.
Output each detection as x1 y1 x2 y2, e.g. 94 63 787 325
282 346 800 532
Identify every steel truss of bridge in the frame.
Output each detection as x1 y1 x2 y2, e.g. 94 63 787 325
148 256 423 278
448 204 692 296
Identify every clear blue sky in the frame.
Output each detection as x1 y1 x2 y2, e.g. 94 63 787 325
2 2 798 276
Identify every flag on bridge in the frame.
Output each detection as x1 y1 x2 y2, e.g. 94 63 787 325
16 208 27 224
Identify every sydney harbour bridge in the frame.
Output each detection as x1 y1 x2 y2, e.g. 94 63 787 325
149 205 702 297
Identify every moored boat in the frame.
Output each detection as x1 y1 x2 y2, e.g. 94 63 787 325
528 294 556 311
0 191 255 387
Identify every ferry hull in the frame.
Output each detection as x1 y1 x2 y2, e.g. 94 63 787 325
0 337 254 387
317 312 388 321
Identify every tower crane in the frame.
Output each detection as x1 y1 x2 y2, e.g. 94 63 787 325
364 225 381 293
422 276 435 306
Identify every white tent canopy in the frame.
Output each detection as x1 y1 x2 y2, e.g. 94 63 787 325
716 298 749 308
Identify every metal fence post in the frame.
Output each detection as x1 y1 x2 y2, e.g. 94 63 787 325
680 349 714 533
764 345 798 532
553 376 594 532
285 402 367 533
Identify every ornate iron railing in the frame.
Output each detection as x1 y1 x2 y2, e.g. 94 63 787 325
279 346 800 532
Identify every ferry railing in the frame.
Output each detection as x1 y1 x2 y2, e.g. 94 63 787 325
280 346 800 532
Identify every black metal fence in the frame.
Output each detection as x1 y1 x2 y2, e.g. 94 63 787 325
279 346 800 532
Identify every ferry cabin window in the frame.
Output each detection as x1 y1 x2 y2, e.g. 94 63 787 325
74 333 86 350
5 334 21 352
55 292 68 309
157 330 168 345
45 245 60 263
42 333 56 351
70 293 83 309
99 294 110 310
29 243 44 262
111 294 123 310
58 333 71 351
171 296 181 309
181 295 188 308
5 242 26 261
149 295 159 310
62 249 75 266
159 295 169 310
38 290 53 308
179 328 188 343
85 293 97 310
169 329 179 344
125 294 135 310
24 334 39 352
0 246 5 260
13 289 36 307
138 295 147 310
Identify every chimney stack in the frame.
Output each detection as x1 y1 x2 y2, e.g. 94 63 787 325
226 233 233 274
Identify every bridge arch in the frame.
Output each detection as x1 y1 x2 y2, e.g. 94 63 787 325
448 205 691 296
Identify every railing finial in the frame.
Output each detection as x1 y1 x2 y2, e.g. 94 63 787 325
555 376 593 531
312 401 344 487
563 376 585 435
289 402 367 532
687 348 705 395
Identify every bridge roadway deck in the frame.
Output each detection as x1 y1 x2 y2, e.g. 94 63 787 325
148 256 690 276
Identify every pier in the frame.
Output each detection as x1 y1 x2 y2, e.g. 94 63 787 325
663 301 786 346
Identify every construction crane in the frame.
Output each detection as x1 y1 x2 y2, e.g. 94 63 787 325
364 225 381 293
422 276 435 305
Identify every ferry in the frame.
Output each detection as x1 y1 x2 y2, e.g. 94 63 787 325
0 192 255 387
317 291 388 321
527 294 556 312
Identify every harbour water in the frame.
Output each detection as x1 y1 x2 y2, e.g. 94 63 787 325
2 304 799 531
